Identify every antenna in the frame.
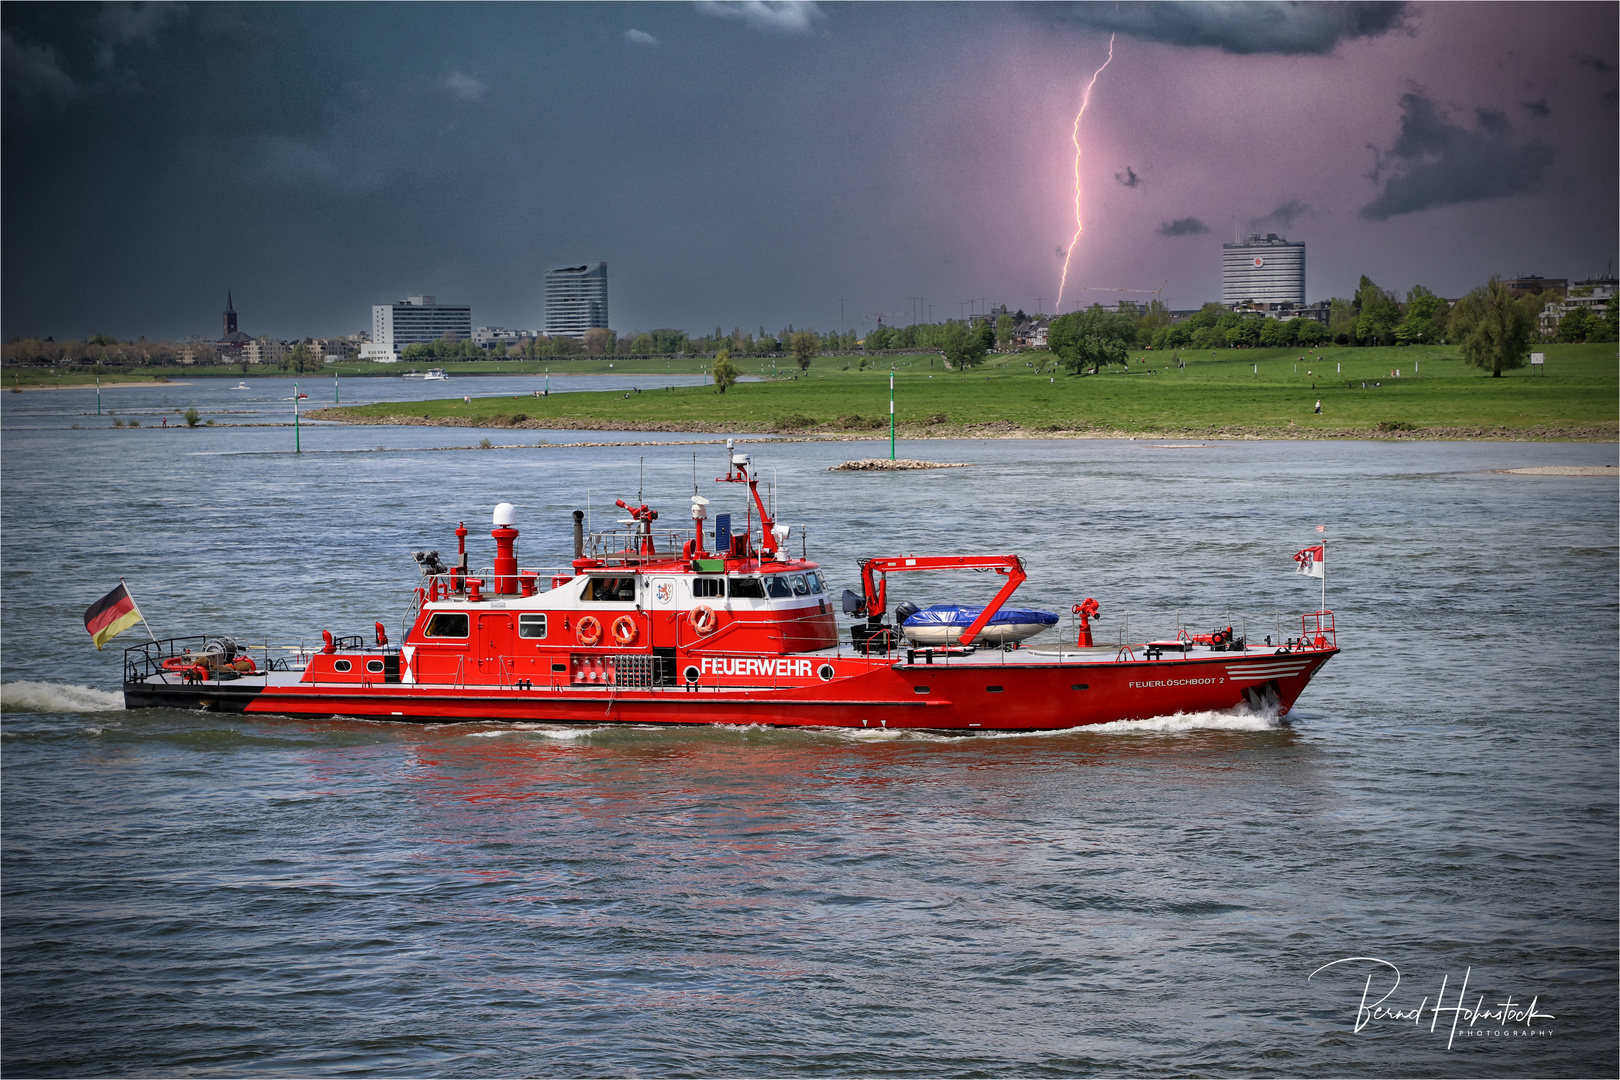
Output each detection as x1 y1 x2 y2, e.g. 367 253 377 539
638 457 644 503
692 452 698 495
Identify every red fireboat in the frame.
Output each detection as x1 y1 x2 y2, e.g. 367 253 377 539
123 443 1338 731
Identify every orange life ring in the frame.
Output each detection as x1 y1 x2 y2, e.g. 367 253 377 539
688 605 717 634
612 616 638 646
576 615 602 646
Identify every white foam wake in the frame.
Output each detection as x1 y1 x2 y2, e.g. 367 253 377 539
460 723 598 740
1 681 126 714
1080 707 1279 734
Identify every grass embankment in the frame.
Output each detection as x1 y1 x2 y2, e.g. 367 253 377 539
307 342 1615 440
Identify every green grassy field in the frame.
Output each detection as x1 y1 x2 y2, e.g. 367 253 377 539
310 343 1617 440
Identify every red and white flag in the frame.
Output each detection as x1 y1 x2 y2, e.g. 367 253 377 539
1294 545 1325 578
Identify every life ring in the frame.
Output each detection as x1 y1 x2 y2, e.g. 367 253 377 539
612 616 638 646
230 657 257 674
688 605 717 634
576 616 602 646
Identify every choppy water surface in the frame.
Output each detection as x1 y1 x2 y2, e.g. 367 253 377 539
3 384 1616 1077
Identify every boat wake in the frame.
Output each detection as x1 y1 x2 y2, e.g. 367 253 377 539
1077 706 1281 735
460 723 600 740
1 681 125 714
831 705 1280 742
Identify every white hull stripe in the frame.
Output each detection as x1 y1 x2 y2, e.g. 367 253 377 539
1224 664 1311 680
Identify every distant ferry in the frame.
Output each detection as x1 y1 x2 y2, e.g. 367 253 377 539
402 369 449 381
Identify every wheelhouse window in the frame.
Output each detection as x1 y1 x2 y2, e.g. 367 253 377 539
728 577 765 599
518 613 547 639
765 576 793 599
586 577 638 602
788 574 809 595
806 571 825 594
423 612 469 638
692 578 724 599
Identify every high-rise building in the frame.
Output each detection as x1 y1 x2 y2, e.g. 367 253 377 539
544 263 609 338
371 295 473 351
1222 234 1305 306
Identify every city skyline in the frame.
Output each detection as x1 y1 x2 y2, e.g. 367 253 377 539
2 2 1615 342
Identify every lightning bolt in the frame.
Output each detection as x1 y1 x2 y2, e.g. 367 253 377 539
1056 33 1115 314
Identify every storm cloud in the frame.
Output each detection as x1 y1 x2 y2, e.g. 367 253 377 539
1249 198 1317 231
1115 165 1141 188
1038 1 1409 55
1521 98 1551 118
1158 217 1210 237
1360 90 1554 220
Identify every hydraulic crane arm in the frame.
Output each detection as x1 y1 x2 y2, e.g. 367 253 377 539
858 554 1027 648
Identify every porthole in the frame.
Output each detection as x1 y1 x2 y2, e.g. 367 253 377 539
817 664 835 682
683 665 701 684
913 686 930 695
1072 683 1089 691
365 659 385 674
333 659 352 673
986 685 1003 693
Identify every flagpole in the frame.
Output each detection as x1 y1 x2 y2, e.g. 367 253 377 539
123 577 160 642
1321 536 1326 611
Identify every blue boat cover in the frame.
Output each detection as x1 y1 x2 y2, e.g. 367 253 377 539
902 604 1059 628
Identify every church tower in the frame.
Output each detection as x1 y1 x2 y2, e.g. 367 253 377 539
223 291 238 338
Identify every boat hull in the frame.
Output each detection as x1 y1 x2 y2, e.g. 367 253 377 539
123 647 1335 731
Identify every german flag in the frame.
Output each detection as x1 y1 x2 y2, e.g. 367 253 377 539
85 582 144 650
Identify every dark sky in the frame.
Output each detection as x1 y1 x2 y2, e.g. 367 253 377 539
3 1 1615 342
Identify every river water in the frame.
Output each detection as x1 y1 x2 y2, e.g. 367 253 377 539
3 378 1616 1076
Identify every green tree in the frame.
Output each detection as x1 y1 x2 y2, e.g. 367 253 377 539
996 314 1015 350
1355 276 1401 346
790 331 819 371
711 346 739 393
183 406 201 427
1227 317 1264 348
1450 277 1539 377
1047 306 1132 372
286 341 315 373
937 320 988 369
1327 298 1357 343
975 318 996 353
1186 302 1224 331
1556 306 1597 342
1296 319 1329 346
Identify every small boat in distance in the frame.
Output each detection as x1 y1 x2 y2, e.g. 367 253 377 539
232 382 250 390
402 369 449 381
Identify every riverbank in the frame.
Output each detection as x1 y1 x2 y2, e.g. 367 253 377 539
302 408 1614 442
305 341 1618 442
